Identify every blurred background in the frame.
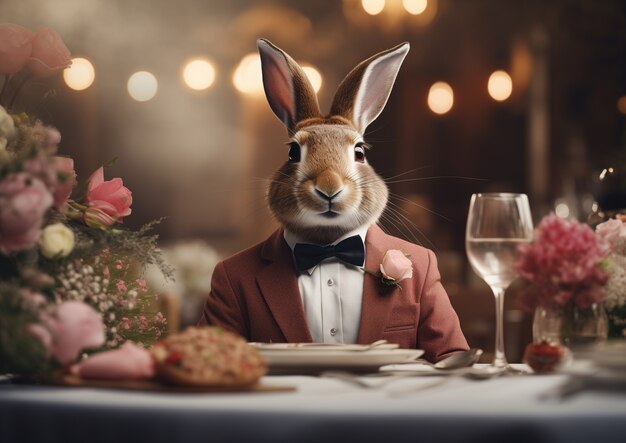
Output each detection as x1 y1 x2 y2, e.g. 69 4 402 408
4 0 626 360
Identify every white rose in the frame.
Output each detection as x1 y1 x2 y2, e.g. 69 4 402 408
40 223 75 259
0 105 16 151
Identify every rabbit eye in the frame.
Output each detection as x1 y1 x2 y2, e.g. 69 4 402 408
288 142 301 162
354 143 366 163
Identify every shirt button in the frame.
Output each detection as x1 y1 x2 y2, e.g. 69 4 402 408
327 278 334 286
330 328 338 336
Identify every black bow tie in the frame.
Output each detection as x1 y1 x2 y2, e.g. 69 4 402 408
293 235 365 272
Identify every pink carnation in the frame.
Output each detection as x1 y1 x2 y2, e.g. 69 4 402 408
515 214 608 310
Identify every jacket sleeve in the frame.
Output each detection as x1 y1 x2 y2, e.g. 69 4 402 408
417 249 469 362
198 261 249 339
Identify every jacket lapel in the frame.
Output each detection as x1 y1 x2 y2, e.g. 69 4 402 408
256 229 313 343
357 224 398 344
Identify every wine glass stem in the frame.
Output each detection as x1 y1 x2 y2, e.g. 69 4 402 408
491 286 507 368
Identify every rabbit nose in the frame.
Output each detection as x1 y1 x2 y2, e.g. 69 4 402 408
315 188 343 201
314 171 344 201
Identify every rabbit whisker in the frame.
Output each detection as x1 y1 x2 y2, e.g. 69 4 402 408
384 175 485 185
384 201 437 249
382 165 434 182
388 193 454 223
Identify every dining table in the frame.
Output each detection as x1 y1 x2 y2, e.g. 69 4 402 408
1 363 625 443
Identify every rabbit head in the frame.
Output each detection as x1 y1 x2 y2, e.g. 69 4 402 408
258 39 409 245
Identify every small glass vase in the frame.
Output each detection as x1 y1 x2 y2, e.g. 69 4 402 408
533 302 609 349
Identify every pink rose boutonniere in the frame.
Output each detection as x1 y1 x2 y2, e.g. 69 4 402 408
362 249 413 289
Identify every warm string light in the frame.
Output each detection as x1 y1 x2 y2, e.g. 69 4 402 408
62 53 623 116
488 70 513 102
63 57 95 91
427 81 453 115
127 71 158 102
232 53 264 95
302 66 323 93
403 0 427 15
182 58 216 91
362 0 385 15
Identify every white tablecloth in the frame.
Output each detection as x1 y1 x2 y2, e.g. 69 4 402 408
1 369 626 443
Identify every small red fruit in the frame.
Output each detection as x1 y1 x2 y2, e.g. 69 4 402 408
523 341 568 373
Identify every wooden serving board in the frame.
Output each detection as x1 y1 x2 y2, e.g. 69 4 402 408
55 374 296 394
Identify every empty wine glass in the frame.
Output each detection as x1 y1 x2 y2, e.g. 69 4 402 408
465 193 534 370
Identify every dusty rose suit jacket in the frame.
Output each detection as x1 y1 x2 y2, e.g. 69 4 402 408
199 224 468 362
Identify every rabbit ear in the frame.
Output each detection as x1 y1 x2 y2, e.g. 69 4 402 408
257 39 321 134
330 43 409 134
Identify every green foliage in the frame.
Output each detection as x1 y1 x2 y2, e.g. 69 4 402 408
0 284 55 377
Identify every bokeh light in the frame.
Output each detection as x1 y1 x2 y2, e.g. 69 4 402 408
127 71 158 102
63 57 95 91
362 0 385 15
233 53 264 95
182 58 216 91
302 65 323 93
555 201 570 219
403 0 427 15
488 70 513 102
427 81 454 115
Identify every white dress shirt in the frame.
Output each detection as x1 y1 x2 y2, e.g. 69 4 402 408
284 226 369 344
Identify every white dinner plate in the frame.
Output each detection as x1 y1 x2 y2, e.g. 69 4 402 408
253 345 424 374
250 342 399 352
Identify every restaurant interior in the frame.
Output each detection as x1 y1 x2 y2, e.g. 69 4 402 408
3 0 626 363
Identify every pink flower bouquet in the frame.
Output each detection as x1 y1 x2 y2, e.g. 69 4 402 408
515 214 609 311
0 24 170 378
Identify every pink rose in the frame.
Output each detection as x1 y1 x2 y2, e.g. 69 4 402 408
27 28 71 78
380 249 413 282
0 173 53 254
85 167 132 223
52 156 76 208
70 342 155 380
0 24 34 74
46 301 105 366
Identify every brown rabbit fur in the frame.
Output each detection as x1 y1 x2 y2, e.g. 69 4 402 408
258 39 409 245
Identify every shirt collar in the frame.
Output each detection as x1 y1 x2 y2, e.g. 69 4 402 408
283 225 369 275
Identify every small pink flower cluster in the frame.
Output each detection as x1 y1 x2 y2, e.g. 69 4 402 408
515 214 609 310
0 24 71 77
52 255 166 348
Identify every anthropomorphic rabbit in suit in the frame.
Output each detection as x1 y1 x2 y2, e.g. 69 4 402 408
199 39 468 362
